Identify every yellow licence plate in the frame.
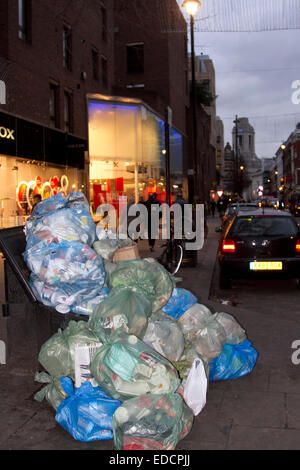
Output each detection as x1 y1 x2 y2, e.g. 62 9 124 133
250 261 283 271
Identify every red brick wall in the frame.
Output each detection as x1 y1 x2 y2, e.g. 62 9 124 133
113 0 188 134
1 0 114 139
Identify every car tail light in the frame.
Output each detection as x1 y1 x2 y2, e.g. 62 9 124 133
296 240 300 253
222 239 236 253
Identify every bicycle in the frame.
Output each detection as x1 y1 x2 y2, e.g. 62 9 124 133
157 220 184 275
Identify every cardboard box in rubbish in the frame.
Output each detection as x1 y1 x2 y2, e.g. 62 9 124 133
113 243 139 262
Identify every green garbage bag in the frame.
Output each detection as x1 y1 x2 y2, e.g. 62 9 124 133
172 341 210 381
108 258 175 313
88 287 152 339
38 321 104 380
113 393 194 450
34 372 68 411
90 331 180 402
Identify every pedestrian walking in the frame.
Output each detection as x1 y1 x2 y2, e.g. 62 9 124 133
145 193 160 252
210 200 216 217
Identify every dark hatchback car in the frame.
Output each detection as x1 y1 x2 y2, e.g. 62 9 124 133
218 208 300 289
221 202 258 230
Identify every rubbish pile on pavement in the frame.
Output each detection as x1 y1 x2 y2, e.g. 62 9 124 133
23 193 258 451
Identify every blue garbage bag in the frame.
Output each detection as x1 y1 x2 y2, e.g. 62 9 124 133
55 377 122 442
25 192 96 247
30 275 108 314
162 288 198 320
209 340 258 382
24 240 105 286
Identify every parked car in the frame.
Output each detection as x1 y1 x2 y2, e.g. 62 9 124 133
221 202 258 230
218 208 300 289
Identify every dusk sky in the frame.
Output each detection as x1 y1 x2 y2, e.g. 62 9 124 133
177 0 300 159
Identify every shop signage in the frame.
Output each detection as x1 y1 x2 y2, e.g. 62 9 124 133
0 127 15 140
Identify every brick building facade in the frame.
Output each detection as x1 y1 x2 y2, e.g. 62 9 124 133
0 0 114 139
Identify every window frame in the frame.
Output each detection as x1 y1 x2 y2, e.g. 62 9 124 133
49 82 60 129
63 24 72 71
126 43 145 75
92 48 100 81
101 55 108 88
18 0 32 43
63 90 73 133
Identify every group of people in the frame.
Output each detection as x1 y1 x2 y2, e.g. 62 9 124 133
209 196 230 218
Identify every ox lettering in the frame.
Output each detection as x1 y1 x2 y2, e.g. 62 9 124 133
0 127 15 140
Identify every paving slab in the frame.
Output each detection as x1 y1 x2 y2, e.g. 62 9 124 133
227 425 300 450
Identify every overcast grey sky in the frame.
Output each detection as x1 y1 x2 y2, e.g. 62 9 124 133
177 1 300 159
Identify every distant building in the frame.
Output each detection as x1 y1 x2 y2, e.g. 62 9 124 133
232 117 262 200
222 142 235 193
216 116 224 184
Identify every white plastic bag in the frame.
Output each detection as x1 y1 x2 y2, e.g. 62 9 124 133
183 358 208 416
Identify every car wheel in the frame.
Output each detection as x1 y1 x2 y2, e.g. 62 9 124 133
219 268 231 289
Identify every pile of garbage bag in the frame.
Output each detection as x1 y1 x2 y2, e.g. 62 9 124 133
28 193 258 450
24 192 108 315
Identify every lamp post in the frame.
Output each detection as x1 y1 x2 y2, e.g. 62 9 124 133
182 0 201 206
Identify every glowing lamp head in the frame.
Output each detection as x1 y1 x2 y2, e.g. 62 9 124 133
296 240 300 253
182 0 201 16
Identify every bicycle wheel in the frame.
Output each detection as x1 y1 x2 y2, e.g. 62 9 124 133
158 240 183 275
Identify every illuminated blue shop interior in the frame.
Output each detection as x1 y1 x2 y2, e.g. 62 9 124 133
88 95 183 210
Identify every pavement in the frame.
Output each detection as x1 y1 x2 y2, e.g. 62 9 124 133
0 217 300 450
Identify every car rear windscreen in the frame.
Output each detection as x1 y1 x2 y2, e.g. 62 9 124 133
231 216 298 237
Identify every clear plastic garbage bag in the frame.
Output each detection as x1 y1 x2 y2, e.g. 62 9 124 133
38 321 104 380
113 393 194 450
71 287 110 316
178 303 212 339
162 288 198 320
143 312 185 361
192 317 227 363
209 340 258 382
55 377 122 442
90 331 180 402
213 312 247 346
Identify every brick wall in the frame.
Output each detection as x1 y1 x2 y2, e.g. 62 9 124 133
0 0 114 139
113 0 188 134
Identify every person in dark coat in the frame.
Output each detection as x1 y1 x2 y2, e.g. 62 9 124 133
145 193 160 252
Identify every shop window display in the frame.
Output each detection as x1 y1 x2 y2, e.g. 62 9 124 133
0 155 83 228
88 96 184 219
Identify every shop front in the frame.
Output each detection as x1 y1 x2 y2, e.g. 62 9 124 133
0 111 87 228
87 94 184 218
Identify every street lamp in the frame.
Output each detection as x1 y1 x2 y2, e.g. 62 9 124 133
182 0 201 205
